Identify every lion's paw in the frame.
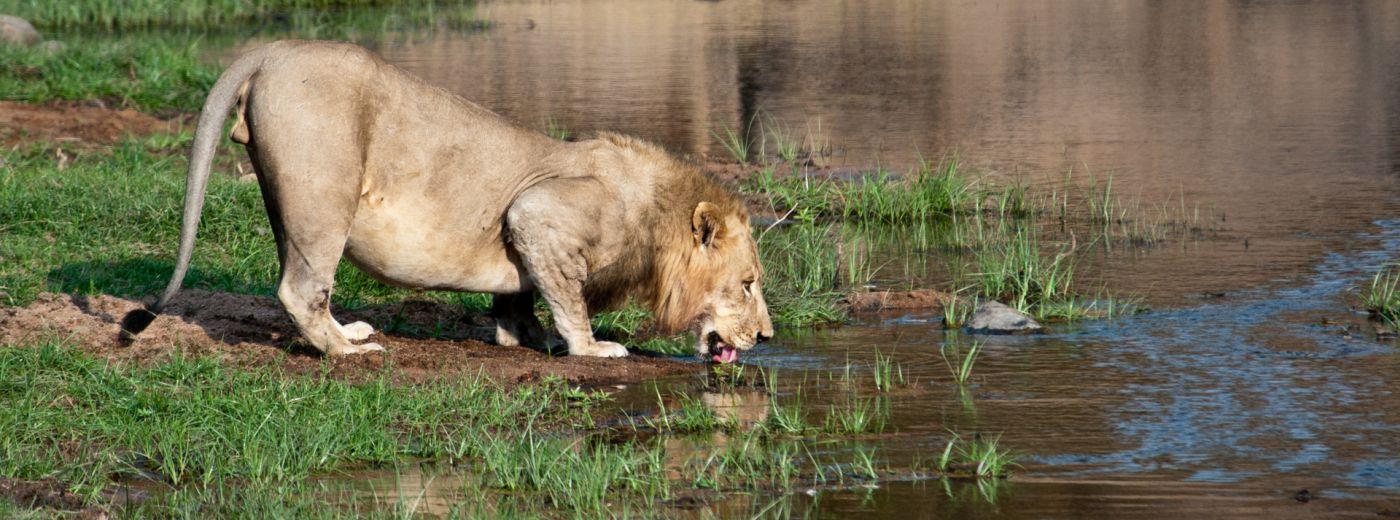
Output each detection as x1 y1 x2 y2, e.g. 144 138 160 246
340 321 375 341
573 341 629 358
331 342 385 356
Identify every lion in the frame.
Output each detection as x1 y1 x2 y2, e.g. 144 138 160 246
121 40 773 362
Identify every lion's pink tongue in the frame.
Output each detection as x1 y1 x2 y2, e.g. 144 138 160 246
713 346 739 364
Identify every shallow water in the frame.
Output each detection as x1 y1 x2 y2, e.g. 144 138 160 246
726 219 1400 516
201 0 1400 516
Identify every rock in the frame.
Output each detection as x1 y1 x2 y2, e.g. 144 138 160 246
39 39 63 53
0 15 41 46
966 301 1042 334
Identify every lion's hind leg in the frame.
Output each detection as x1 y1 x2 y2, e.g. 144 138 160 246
491 291 553 351
253 148 379 356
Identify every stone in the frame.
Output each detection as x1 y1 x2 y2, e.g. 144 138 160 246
0 15 41 46
966 300 1043 334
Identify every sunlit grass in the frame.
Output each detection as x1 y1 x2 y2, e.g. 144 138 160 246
0 0 485 30
0 37 217 114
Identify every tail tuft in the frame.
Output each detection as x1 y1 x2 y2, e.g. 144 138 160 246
118 308 159 344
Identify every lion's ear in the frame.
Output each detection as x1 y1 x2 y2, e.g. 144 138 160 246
692 202 725 248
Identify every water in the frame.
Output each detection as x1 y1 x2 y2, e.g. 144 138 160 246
210 0 1400 516
245 0 1400 305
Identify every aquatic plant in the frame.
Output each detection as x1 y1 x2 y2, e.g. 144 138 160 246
956 434 1017 478
852 446 881 480
941 340 982 385
764 393 810 435
935 432 1018 479
942 289 974 329
971 230 1076 316
871 349 906 392
1365 264 1400 327
478 432 670 512
822 396 885 434
645 389 729 433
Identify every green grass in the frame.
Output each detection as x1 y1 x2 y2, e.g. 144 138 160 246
1366 264 1400 328
476 432 669 513
1 342 926 516
0 341 600 495
0 140 476 312
762 114 801 164
0 37 218 114
970 230 1076 317
0 0 484 30
757 223 871 327
712 114 756 164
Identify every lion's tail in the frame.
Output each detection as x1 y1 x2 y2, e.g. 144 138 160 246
120 45 272 341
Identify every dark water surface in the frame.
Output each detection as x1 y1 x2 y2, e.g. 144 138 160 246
214 0 1400 516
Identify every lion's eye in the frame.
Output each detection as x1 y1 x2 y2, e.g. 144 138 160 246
743 280 754 296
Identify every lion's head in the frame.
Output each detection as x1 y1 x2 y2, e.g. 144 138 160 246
647 199 774 363
585 133 774 363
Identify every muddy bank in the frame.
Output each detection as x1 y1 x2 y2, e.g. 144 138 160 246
0 290 699 384
0 101 188 148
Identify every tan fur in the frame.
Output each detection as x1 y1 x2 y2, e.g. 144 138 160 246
139 40 773 359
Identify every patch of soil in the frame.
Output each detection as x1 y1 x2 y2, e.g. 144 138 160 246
0 291 700 385
0 101 187 148
845 289 952 312
0 477 110 519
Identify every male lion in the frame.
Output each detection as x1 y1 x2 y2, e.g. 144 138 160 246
122 40 773 362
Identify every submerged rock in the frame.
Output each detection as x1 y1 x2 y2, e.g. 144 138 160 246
966 301 1043 334
0 15 40 46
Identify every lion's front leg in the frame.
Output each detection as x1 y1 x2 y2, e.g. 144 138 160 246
505 179 628 358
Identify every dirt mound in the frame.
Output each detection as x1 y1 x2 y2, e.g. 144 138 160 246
845 289 951 312
0 290 700 384
0 101 187 148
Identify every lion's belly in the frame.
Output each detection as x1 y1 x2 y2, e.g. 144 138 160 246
344 197 529 294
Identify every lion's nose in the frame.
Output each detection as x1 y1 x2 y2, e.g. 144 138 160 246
756 331 771 343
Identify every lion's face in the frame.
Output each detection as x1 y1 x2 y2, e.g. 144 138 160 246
689 203 775 363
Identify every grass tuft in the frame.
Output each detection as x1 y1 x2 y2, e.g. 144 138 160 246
1365 264 1400 328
